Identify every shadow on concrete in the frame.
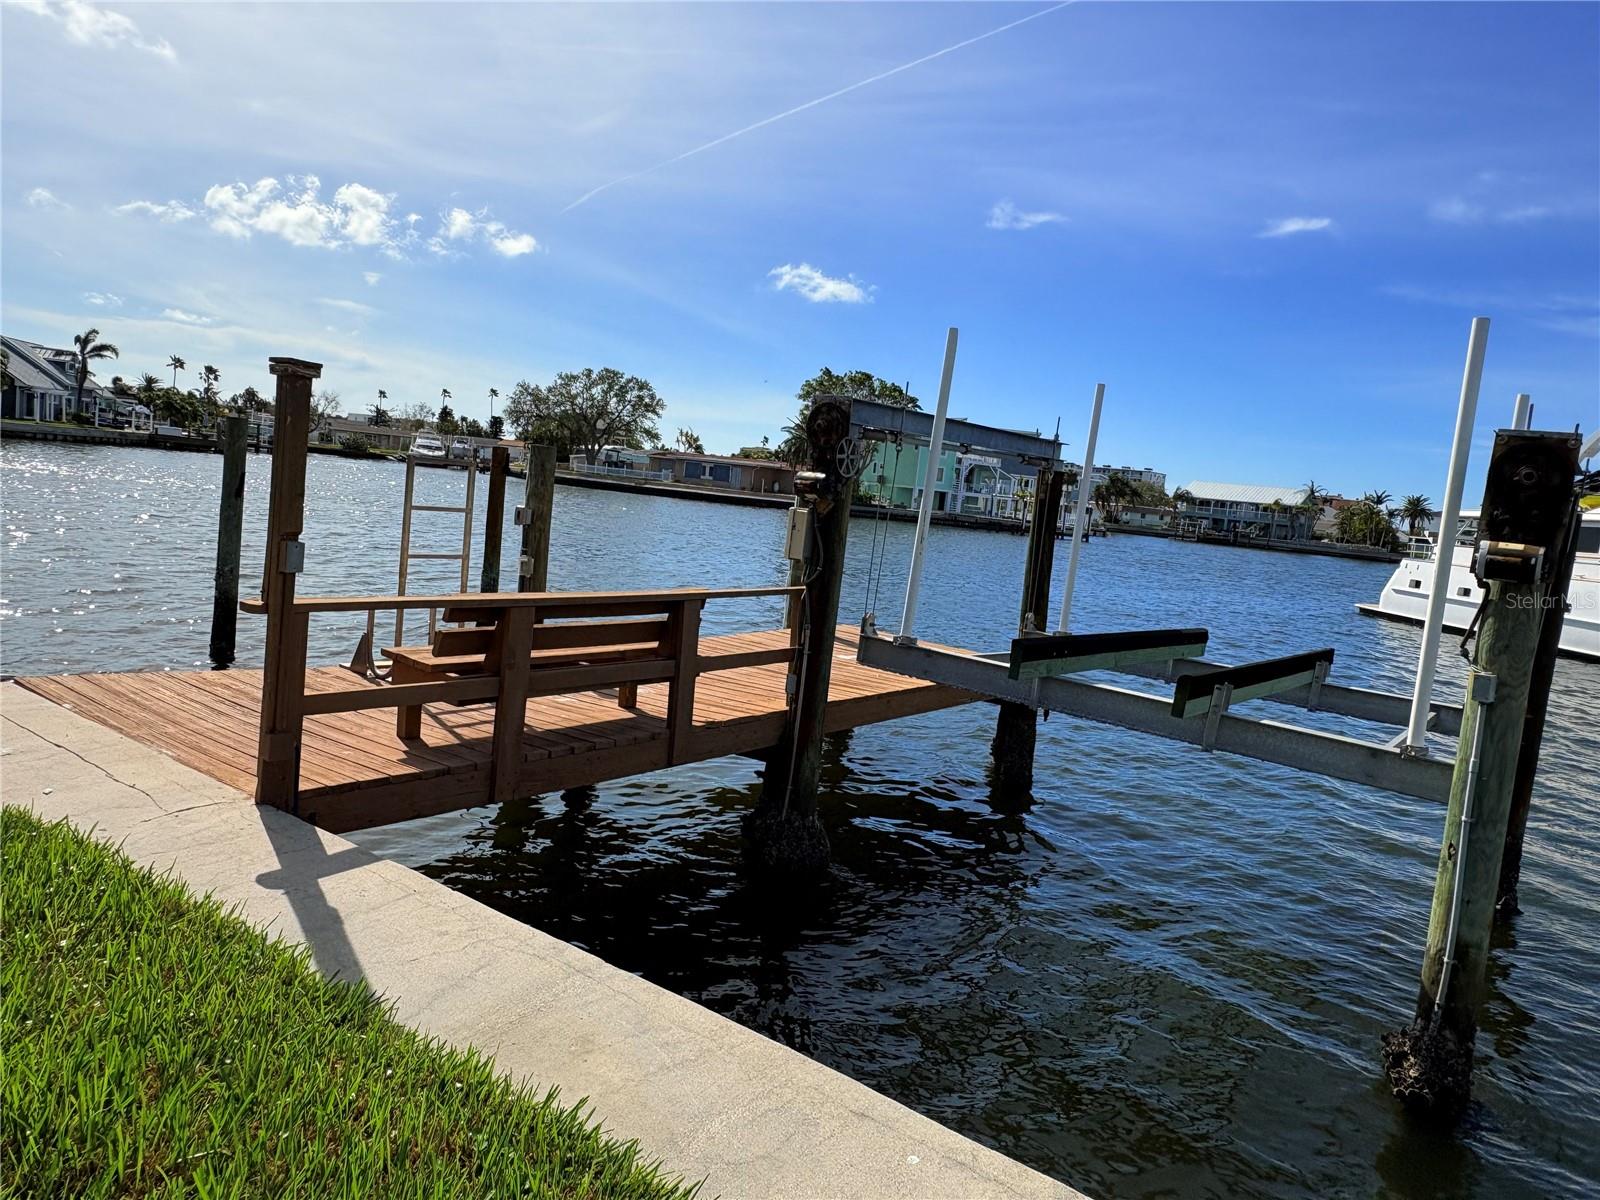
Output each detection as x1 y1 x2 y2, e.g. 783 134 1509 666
252 807 372 988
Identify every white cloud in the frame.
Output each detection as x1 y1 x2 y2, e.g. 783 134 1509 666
162 307 212 325
363 271 382 286
16 0 176 62
201 175 401 252
1428 197 1482 225
83 291 122 307
443 207 477 240
434 206 538 258
1258 216 1334 238
489 231 537 258
317 297 375 316
26 187 68 209
768 263 871 304
986 199 1064 231
116 198 196 222
1430 196 1562 225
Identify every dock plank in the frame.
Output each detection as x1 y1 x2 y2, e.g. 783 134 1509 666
14 626 975 832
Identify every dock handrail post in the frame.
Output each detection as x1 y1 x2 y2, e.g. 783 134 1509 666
517 444 556 592
897 327 958 643
1511 392 1532 431
208 414 249 666
991 462 1067 801
1402 317 1490 754
746 395 855 873
489 605 534 804
480 446 510 593
256 356 321 812
1496 492 1582 915
1056 382 1105 634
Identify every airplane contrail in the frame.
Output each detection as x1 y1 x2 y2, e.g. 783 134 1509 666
561 2 1074 213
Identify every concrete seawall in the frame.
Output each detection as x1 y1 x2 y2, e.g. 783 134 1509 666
1 682 1085 1200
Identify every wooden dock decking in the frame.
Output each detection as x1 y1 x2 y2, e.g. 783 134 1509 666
17 626 975 832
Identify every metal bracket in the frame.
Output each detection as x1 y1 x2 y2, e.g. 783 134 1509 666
1307 658 1330 711
518 554 536 576
1470 671 1498 704
1200 682 1233 751
513 505 534 526
280 539 305 573
860 613 879 638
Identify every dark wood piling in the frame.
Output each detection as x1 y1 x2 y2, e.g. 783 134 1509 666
991 464 1067 801
1384 429 1581 1118
745 396 854 873
479 446 511 594
255 358 320 812
517 444 556 593
1496 492 1583 916
208 414 248 666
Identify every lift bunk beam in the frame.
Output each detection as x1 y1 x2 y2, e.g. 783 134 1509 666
858 627 1454 803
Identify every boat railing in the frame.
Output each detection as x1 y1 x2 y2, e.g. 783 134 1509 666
570 461 673 482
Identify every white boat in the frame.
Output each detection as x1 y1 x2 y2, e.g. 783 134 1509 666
1356 508 1600 661
410 433 447 460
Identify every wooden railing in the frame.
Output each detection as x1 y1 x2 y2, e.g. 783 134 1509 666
242 586 801 812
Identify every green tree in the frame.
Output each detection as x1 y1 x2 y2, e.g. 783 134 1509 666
675 427 705 453
486 414 505 440
503 368 663 464
436 403 458 436
311 389 341 435
71 327 120 416
199 364 220 403
167 354 186 388
1398 493 1435 537
461 416 486 439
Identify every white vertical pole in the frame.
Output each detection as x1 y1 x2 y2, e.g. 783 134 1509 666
897 327 958 643
1056 382 1105 633
1404 317 1491 753
1511 393 1532 430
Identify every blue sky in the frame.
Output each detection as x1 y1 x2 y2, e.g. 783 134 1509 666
3 1 1596 498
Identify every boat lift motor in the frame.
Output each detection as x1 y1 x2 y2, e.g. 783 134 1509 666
1473 430 1582 586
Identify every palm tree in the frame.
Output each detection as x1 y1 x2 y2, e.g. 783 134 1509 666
200 364 221 402
72 327 120 417
377 389 388 401
440 388 452 403
168 354 186 388
137 372 162 394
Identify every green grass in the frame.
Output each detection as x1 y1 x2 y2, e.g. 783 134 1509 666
1 807 698 1199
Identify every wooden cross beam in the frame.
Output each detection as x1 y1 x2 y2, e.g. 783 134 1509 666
1171 648 1335 721
1007 627 1210 680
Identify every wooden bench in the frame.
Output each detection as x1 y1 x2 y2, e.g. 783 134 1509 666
242 586 800 809
386 596 700 749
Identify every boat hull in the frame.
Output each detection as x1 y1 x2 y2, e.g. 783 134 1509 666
1356 540 1600 661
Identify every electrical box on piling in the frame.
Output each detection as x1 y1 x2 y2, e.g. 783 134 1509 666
1474 430 1583 584
785 505 812 561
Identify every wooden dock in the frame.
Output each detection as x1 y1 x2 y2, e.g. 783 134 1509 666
17 626 975 833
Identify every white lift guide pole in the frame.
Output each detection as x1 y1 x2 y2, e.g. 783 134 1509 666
1404 316 1490 753
897 327 959 643
1056 382 1105 634
1512 392 1532 431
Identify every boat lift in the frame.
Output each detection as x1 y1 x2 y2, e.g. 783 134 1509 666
856 327 1465 805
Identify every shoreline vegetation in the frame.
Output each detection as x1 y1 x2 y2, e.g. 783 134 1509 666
0 806 697 1200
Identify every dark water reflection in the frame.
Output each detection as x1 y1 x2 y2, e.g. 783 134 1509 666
2 444 1596 1198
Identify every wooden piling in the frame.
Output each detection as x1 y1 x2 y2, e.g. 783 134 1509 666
208 415 248 666
991 464 1067 800
1382 563 1550 1115
479 446 510 594
255 358 320 812
1496 495 1582 916
745 396 854 873
517 444 556 593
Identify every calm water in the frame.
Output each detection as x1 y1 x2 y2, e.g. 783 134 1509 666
3 442 1596 1199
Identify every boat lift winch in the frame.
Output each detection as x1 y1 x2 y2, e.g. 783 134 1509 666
855 327 1464 805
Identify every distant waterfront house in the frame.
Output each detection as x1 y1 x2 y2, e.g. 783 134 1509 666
850 399 1062 519
1 335 109 422
1177 481 1313 539
646 450 796 494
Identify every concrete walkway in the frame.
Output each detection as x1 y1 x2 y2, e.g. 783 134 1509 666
2 682 1084 1199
